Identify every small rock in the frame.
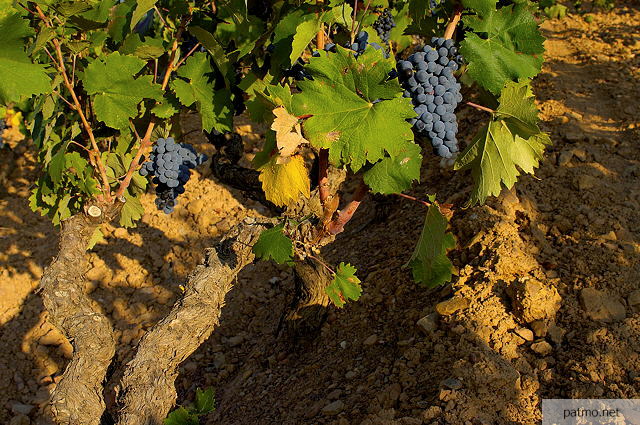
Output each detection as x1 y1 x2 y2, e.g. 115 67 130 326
563 129 584 143
531 320 549 337
321 400 345 416
345 370 357 379
547 324 566 344
514 328 535 342
557 150 573 166
339 341 347 349
422 406 442 421
363 334 378 346
9 415 30 425
183 362 198 373
531 341 553 356
442 377 462 390
416 313 438 335
576 175 597 191
227 335 244 347
113 227 128 239
11 403 35 415
38 330 65 347
580 288 626 322
507 279 562 323
628 290 640 307
571 148 588 161
435 296 470 316
327 389 342 400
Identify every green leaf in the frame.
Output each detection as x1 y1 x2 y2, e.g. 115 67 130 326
363 140 422 194
462 0 497 15
292 46 415 172
171 52 233 132
0 13 51 103
270 9 318 70
194 388 215 415
130 0 156 30
326 262 362 308
454 81 551 205
121 34 166 60
82 52 163 129
290 16 321 64
188 26 232 85
407 204 456 287
119 194 145 228
87 227 104 250
460 3 545 94
252 223 294 265
164 407 198 425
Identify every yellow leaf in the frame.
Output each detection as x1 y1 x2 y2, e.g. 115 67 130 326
258 154 310 207
271 106 308 160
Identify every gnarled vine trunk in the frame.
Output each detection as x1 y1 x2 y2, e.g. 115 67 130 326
114 221 266 425
40 204 121 425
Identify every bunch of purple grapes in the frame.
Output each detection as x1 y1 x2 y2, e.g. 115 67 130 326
140 137 207 214
373 9 395 43
397 37 464 159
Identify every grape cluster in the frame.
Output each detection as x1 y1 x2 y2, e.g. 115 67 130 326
429 0 440 10
284 59 312 81
339 30 387 58
373 9 395 43
397 37 463 159
140 137 207 214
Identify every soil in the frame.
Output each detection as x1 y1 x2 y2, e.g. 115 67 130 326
1 4 640 425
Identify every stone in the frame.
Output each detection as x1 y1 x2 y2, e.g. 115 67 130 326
576 175 597 191
506 279 561 323
227 335 244 347
363 334 378 346
327 389 342 400
531 341 553 356
11 403 35 415
435 296 470 316
514 328 535 342
416 313 438 335
580 288 626 322
422 406 442 421
531 320 548 337
345 370 357 379
628 290 640 307
557 150 573 166
321 400 345 416
442 377 462 390
9 415 30 425
547 324 566 344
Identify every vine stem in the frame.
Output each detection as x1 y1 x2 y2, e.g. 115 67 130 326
114 16 190 199
353 0 373 41
444 5 463 40
35 5 112 201
466 101 495 114
327 181 368 235
349 0 358 44
396 193 432 208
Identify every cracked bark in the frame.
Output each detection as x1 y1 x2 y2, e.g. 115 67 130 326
115 222 266 425
40 203 121 425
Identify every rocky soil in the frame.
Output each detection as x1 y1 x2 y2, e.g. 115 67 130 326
1 3 639 425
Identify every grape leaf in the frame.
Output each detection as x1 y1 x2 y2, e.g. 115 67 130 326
171 52 233 132
363 140 422 194
271 106 308 159
87 227 104 250
292 46 415 172
270 9 318 70
454 81 551 205
252 224 294 265
407 204 456 288
326 262 362 308
119 193 144 228
82 52 163 129
0 13 51 103
460 2 545 94
258 154 310 207
130 0 156 30
164 407 198 425
194 388 216 415
462 0 497 15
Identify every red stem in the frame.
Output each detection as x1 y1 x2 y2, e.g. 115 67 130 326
466 102 495 114
396 193 432 208
327 182 368 235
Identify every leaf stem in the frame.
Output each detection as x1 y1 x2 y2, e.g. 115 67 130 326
307 253 336 275
395 193 432 208
349 0 358 44
466 101 495 114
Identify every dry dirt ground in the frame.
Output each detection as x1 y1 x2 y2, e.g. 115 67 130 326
1 4 640 425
